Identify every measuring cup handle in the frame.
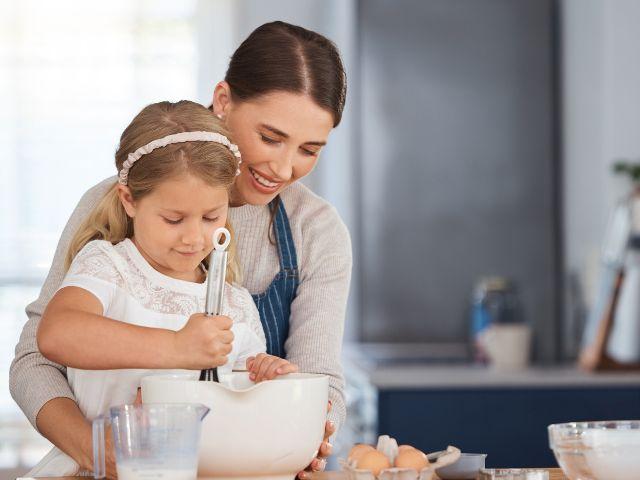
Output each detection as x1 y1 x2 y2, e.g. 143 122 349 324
92 415 109 479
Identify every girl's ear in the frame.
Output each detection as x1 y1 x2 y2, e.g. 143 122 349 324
212 81 233 119
116 184 137 218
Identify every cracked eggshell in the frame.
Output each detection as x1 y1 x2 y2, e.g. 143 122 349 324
430 446 462 470
376 435 399 465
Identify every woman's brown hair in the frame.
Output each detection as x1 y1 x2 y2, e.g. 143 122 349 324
225 20 347 127
224 21 348 237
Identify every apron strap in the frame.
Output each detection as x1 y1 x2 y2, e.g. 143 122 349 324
270 198 299 273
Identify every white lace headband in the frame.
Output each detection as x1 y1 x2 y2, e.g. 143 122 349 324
118 131 242 185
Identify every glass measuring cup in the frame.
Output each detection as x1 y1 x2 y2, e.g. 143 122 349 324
92 403 209 479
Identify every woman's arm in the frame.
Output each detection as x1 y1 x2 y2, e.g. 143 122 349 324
285 203 353 434
37 398 118 478
9 177 116 429
285 201 352 480
36 397 94 472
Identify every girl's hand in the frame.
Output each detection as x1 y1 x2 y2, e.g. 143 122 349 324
297 402 334 480
245 353 298 382
173 313 234 369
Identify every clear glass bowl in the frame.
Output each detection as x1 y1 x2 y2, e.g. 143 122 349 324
548 420 640 480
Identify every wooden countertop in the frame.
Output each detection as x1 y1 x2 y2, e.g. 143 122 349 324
26 467 567 479
314 471 567 480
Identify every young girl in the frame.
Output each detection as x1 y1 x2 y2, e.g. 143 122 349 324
29 100 297 477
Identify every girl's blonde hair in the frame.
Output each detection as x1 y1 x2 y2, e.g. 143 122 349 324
65 100 241 283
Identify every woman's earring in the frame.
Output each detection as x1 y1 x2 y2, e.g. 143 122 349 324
216 113 224 120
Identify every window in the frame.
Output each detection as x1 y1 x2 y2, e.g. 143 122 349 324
0 0 198 471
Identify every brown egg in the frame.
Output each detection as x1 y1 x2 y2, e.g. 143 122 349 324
348 444 376 463
357 450 392 475
394 448 429 470
397 444 416 453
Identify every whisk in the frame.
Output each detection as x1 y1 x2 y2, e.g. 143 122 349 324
199 227 230 382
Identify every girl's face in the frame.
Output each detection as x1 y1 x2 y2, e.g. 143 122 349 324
118 174 229 282
214 88 334 206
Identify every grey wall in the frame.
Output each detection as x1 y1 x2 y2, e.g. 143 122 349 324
358 0 560 362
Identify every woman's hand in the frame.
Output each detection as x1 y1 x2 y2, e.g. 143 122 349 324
245 353 298 382
173 313 234 369
297 402 334 480
88 388 142 479
101 424 118 480
36 398 118 479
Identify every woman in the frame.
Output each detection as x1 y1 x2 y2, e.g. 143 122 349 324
10 21 351 479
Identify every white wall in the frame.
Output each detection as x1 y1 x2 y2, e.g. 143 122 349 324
561 0 640 355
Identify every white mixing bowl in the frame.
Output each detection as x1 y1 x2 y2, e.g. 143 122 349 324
141 372 328 480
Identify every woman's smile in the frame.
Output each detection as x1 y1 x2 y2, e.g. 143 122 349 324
248 167 285 193
221 91 334 206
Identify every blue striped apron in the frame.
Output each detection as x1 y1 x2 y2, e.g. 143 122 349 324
251 199 299 358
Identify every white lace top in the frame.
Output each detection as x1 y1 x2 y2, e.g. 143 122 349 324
65 238 266 416
27 238 266 477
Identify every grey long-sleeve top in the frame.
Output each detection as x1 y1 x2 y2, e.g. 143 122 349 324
10 177 352 433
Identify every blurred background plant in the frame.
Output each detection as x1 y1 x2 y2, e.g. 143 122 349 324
613 160 640 184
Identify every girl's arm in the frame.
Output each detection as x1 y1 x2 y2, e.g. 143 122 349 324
37 286 178 369
246 353 298 382
233 318 296 382
37 286 235 370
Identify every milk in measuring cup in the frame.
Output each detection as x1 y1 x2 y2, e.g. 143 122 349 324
117 464 197 480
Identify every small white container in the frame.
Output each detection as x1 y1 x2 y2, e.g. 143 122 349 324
436 453 487 479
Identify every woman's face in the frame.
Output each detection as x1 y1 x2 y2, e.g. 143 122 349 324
215 88 334 206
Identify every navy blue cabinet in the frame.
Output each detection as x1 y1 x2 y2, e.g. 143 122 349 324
377 386 640 467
